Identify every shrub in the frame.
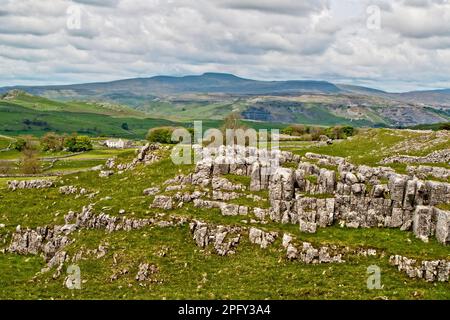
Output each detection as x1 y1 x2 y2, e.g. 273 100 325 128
11 137 27 151
41 132 65 152
64 135 93 152
147 127 176 144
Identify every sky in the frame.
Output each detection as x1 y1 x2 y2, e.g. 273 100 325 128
0 0 449 92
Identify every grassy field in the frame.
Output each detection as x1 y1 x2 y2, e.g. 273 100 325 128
0 129 449 300
0 142 135 177
285 128 450 167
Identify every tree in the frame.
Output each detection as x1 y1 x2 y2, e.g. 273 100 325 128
64 134 93 152
221 112 249 145
20 137 41 174
147 127 176 144
121 123 129 131
41 132 65 152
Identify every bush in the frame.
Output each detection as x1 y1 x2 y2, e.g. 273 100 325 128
41 132 65 152
11 137 27 151
64 135 93 152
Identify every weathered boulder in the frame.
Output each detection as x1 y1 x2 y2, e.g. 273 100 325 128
269 167 295 202
192 159 213 186
211 176 244 191
189 220 241 256
143 187 160 196
151 196 173 210
412 206 436 242
220 203 248 216
388 175 408 205
135 263 159 282
248 227 278 249
435 209 450 245
212 190 240 201
390 255 449 282
99 170 114 178
318 168 336 194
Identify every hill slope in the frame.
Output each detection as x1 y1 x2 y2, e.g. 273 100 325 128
1 90 146 118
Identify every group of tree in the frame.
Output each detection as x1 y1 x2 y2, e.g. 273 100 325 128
10 133 93 174
12 133 93 153
281 124 356 141
63 134 93 152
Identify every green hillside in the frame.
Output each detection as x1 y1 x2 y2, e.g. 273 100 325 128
0 100 177 138
0 94 285 139
1 90 146 118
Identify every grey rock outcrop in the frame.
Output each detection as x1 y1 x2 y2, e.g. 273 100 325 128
281 235 344 264
407 165 450 180
151 196 173 210
248 227 278 249
143 187 160 196
99 170 114 178
7 179 53 191
212 176 245 191
381 149 450 165
135 263 159 282
189 220 242 256
389 255 449 282
436 209 450 245
412 206 437 242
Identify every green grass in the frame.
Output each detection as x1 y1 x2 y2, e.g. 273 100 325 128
289 128 450 167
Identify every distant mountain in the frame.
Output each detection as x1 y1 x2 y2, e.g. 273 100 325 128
1 73 449 128
2 72 450 106
395 89 450 105
0 72 342 98
336 84 388 96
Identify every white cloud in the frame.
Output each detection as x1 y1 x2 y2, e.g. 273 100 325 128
0 0 448 91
